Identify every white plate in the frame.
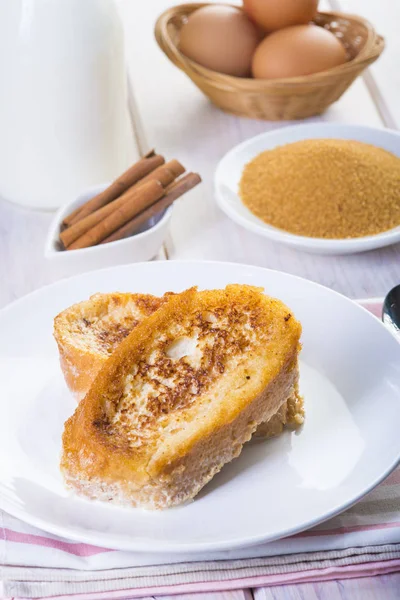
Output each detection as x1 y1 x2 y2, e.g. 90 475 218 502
215 124 400 255
0 261 400 553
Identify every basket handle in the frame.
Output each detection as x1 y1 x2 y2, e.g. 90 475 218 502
154 10 191 72
369 34 385 61
356 33 385 69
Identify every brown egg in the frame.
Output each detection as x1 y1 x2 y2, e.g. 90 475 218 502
243 0 319 32
178 6 263 77
252 25 347 80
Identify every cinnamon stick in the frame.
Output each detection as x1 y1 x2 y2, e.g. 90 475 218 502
62 150 164 227
137 160 185 187
100 173 201 245
131 161 184 190
67 180 165 250
60 172 167 249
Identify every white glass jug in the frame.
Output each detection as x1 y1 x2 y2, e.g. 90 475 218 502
0 0 134 209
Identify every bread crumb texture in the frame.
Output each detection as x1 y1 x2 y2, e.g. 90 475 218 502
53 292 166 402
239 139 400 239
55 292 164 356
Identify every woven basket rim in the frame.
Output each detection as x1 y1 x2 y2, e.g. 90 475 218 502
155 3 384 89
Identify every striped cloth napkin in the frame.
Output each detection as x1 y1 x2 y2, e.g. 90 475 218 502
1 299 399 600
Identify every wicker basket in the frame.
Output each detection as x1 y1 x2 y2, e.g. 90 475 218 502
154 3 384 120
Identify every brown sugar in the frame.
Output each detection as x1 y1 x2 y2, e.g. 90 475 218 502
239 139 400 239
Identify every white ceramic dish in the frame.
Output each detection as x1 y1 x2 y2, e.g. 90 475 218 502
44 184 173 278
215 124 400 255
1 261 400 553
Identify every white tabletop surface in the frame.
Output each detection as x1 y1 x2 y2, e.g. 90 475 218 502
0 0 399 597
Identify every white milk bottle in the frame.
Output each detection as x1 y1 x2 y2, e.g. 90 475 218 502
0 0 134 209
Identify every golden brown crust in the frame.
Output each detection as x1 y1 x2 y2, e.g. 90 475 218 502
61 285 302 509
54 290 303 433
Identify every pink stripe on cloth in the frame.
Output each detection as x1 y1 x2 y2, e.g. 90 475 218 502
1 529 111 558
295 522 400 538
21 559 400 600
359 302 382 319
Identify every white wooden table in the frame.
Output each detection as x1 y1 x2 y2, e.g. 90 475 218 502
0 0 399 597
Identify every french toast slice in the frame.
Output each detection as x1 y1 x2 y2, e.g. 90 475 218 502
61 285 302 509
54 292 304 434
54 292 165 401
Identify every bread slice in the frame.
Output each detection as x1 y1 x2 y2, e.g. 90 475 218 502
61 285 302 509
254 382 304 437
54 292 164 401
54 292 304 435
